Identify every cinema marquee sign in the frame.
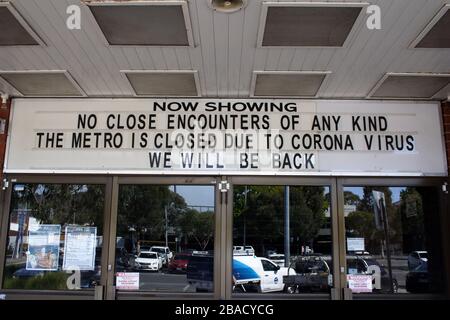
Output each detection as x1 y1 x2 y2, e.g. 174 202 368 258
4 99 448 176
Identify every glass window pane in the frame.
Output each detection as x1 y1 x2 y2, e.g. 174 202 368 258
344 186 444 295
114 185 215 293
3 183 105 291
232 185 333 295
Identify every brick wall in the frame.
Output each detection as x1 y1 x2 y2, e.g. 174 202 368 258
443 101 450 176
0 98 12 180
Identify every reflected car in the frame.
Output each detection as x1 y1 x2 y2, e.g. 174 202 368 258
347 256 398 293
406 262 432 293
168 253 191 273
134 251 162 271
186 251 214 292
150 246 173 266
408 251 428 271
285 255 332 293
233 255 296 293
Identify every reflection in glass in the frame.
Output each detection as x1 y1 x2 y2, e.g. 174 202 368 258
115 185 215 293
232 185 332 294
3 184 104 291
344 186 444 294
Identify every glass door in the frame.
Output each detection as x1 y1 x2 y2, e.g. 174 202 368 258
337 178 448 299
226 176 340 300
106 176 221 300
0 175 111 300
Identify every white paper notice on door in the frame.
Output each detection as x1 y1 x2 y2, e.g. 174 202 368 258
347 274 373 293
63 226 97 271
116 273 140 290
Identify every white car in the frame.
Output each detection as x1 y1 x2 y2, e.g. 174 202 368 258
233 255 296 293
135 251 162 271
408 251 428 270
150 246 173 265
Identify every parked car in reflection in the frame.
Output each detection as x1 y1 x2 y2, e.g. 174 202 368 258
408 251 428 271
406 261 432 293
233 255 296 293
134 251 162 271
347 255 398 293
187 251 214 292
285 254 332 293
150 246 173 266
168 252 191 273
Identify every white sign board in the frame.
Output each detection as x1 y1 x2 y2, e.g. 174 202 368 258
347 274 373 293
63 226 97 271
4 99 447 176
347 238 365 252
116 272 140 290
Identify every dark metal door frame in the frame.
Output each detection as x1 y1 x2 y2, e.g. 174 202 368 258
106 175 223 300
0 174 112 300
226 176 340 300
336 176 449 300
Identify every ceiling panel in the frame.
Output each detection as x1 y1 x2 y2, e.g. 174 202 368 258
124 71 199 96
0 71 84 96
414 5 450 48
87 2 192 46
369 73 450 99
0 3 41 46
261 5 363 47
252 72 328 97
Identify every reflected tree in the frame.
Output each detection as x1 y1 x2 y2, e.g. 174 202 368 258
233 186 327 256
13 184 104 232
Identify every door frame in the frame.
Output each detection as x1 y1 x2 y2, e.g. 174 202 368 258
0 174 112 300
226 176 340 300
107 175 223 300
336 176 449 300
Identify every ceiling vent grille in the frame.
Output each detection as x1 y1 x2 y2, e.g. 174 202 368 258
368 73 450 99
0 3 44 46
258 3 365 47
0 71 85 97
412 5 450 48
252 71 330 97
123 71 200 97
86 1 193 46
